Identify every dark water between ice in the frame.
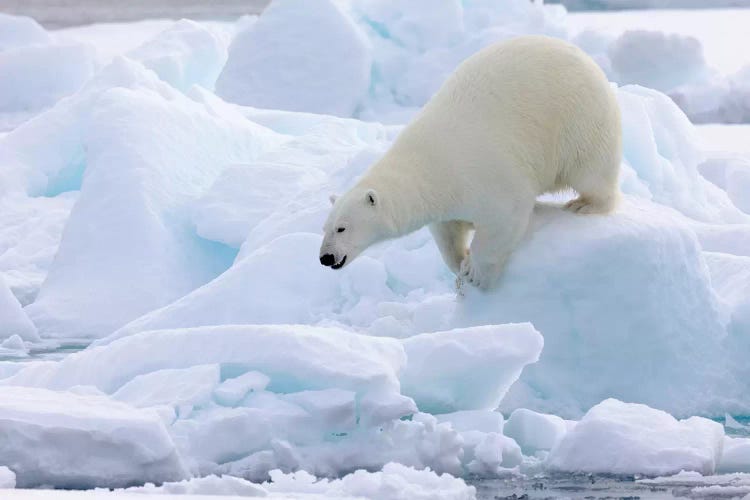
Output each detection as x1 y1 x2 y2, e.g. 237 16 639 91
472 474 687 500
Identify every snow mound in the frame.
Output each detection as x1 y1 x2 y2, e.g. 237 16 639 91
0 386 186 488
457 199 736 418
400 324 543 413
547 399 725 476
216 0 371 117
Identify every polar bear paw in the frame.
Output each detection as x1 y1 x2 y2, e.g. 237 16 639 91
564 195 615 214
459 253 487 289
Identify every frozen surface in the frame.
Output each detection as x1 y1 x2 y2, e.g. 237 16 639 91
1 2 750 496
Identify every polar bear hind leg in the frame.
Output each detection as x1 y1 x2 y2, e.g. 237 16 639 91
429 220 473 274
564 139 621 214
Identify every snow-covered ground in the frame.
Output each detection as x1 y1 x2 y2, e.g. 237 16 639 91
1 1 750 499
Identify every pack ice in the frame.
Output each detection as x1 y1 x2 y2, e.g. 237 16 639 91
0 0 749 496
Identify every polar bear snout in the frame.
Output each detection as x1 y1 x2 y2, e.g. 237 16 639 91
319 252 347 270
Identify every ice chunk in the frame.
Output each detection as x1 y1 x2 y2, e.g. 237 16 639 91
0 193 76 306
699 157 750 214
457 199 736 418
113 364 220 410
608 31 708 92
216 0 371 117
504 408 569 454
0 386 186 488
264 461 476 500
0 13 50 50
0 274 38 341
720 437 750 473
213 371 270 407
671 65 750 124
435 410 503 434
547 399 725 476
0 466 15 489
0 43 96 114
127 19 228 92
192 162 326 248
400 324 543 413
5 324 405 397
704 252 750 383
22 58 277 338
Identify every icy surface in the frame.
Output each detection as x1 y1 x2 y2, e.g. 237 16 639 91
0 1 750 496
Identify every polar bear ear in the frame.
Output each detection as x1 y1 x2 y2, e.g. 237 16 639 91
329 194 338 205
365 189 378 207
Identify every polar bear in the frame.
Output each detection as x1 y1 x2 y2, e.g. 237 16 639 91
320 35 622 288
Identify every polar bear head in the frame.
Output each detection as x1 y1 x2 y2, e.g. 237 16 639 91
319 188 391 270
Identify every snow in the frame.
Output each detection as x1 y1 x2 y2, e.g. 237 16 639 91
0 386 186 488
0 1 750 496
547 399 725 475
216 0 371 117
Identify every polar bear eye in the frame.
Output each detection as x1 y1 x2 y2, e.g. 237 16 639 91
337 227 346 233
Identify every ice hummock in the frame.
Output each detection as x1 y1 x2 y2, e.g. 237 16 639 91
0 0 750 496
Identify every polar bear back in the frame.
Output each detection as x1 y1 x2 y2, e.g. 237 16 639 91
383 35 621 205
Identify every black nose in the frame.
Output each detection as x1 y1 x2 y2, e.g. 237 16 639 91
320 254 335 266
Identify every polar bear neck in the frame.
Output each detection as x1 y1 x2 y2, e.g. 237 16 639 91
357 148 452 238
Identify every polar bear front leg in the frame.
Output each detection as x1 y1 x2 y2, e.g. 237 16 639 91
460 205 532 289
429 220 473 274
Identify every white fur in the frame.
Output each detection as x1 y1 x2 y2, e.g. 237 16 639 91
321 35 622 288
